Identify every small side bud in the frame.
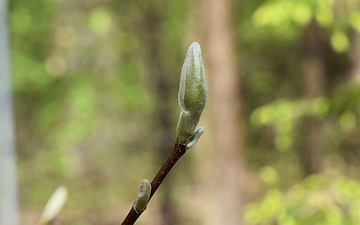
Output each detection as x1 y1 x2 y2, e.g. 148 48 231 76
187 126 205 149
39 186 68 224
134 179 151 213
176 42 207 144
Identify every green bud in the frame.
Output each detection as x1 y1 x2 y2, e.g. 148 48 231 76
134 179 151 212
176 42 207 144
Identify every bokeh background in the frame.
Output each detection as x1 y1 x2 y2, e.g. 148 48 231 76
3 0 360 224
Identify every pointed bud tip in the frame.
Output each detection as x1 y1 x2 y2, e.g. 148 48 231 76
189 41 201 50
187 42 202 57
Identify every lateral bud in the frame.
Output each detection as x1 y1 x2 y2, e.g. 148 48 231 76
134 179 151 213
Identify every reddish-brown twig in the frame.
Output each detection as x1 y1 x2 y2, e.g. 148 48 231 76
121 142 187 225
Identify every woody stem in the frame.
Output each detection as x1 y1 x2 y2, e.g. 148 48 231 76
121 142 187 225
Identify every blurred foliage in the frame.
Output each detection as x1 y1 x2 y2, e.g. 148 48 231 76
244 170 360 225
7 0 360 224
252 0 360 53
250 97 330 151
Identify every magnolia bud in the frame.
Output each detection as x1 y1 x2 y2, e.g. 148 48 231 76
134 179 151 212
176 42 207 144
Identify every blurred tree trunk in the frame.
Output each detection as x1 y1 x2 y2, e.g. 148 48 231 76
302 18 325 175
0 0 19 224
195 0 247 224
350 32 360 79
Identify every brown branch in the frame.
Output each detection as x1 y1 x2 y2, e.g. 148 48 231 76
121 142 187 225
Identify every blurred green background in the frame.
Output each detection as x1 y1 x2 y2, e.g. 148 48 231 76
7 0 360 224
